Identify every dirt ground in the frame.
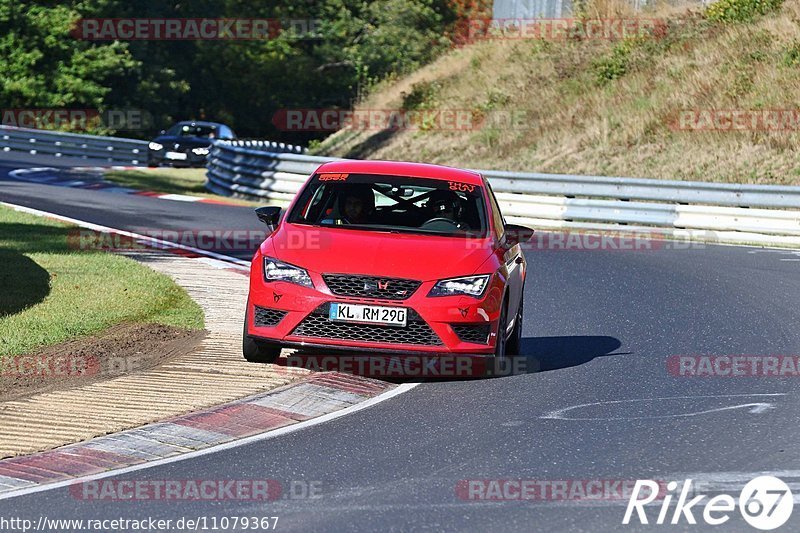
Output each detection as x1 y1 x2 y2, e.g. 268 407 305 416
0 323 206 402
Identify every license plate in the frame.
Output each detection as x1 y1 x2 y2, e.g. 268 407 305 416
165 151 187 160
329 303 407 327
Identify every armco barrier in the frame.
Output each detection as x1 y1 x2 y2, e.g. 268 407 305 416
206 141 800 246
0 126 305 166
0 125 148 165
222 139 306 154
3 127 796 246
205 142 327 203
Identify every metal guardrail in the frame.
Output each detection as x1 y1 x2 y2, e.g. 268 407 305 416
205 142 333 202
1 126 795 245
220 139 306 154
206 142 800 246
0 125 148 165
483 171 800 210
0 127 307 166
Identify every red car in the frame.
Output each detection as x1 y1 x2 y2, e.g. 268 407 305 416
243 160 530 363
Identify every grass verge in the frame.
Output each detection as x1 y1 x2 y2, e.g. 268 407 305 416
0 205 204 358
103 167 260 206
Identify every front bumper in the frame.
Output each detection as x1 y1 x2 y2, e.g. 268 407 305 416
246 261 505 355
147 148 208 167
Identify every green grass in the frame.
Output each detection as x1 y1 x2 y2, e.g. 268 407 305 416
104 168 260 206
0 205 204 358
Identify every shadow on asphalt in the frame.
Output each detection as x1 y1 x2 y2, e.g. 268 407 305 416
275 335 627 384
519 335 625 373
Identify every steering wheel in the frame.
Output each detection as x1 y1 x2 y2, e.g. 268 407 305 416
421 217 463 231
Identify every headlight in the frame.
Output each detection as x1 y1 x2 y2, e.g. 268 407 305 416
148 142 163 151
428 274 490 298
191 147 210 155
263 257 313 288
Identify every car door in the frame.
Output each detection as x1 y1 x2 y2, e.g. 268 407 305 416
485 179 524 330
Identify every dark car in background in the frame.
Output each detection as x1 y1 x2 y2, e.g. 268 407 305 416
147 121 236 168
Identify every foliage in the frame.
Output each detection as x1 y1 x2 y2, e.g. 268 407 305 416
0 0 466 141
782 41 800 66
0 1 137 133
706 0 784 23
401 80 441 110
592 40 636 83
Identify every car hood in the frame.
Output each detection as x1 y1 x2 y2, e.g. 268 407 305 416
153 136 211 149
264 224 494 281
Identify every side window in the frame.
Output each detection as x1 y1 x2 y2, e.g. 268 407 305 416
485 181 505 239
219 126 234 139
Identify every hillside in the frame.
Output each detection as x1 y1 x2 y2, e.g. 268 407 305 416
317 0 800 185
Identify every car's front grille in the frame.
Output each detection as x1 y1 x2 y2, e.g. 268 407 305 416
322 274 420 301
254 306 287 327
290 303 442 346
452 324 491 344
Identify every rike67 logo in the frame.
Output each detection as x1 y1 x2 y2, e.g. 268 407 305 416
623 476 793 530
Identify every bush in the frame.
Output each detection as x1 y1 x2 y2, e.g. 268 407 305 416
593 40 635 83
782 41 800 67
477 89 511 112
706 0 784 23
401 80 440 110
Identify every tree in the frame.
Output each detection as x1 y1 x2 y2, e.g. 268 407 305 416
0 1 137 133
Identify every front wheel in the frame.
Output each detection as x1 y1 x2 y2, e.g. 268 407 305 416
489 301 511 378
506 296 523 356
494 301 508 359
242 315 282 364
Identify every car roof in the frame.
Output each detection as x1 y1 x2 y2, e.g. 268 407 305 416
174 120 228 128
315 160 484 186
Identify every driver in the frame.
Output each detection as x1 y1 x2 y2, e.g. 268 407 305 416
424 190 463 224
338 184 375 224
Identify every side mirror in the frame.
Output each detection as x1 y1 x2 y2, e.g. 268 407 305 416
504 224 534 247
255 206 282 229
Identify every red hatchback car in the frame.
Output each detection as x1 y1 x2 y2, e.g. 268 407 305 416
243 160 530 363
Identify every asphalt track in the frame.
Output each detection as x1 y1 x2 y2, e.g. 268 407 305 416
2 151 800 531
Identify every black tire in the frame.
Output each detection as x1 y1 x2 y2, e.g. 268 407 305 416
147 162 158 168
242 314 282 364
490 300 510 378
495 300 509 359
506 295 523 357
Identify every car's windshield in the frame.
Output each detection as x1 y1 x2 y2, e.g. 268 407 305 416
287 173 488 237
166 123 217 138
